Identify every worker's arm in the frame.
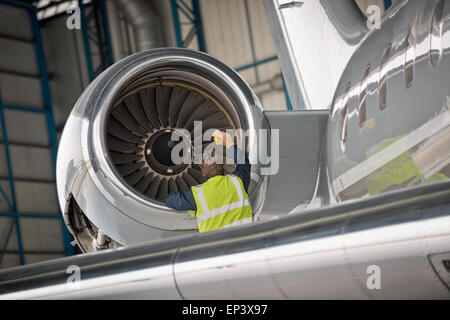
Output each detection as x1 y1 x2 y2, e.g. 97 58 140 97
165 188 197 211
229 145 251 193
214 130 251 193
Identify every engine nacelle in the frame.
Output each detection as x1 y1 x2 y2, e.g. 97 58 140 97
56 48 268 252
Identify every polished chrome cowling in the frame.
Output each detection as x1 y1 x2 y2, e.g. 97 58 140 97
56 48 268 251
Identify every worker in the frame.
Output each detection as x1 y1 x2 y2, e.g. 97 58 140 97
165 130 252 232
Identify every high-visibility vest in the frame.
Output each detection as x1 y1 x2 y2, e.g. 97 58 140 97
191 174 253 233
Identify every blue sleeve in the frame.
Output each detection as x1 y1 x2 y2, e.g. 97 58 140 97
229 145 251 193
165 189 197 211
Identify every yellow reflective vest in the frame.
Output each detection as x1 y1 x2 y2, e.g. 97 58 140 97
190 174 253 233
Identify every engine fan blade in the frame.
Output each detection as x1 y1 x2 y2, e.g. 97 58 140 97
112 103 147 136
139 87 161 128
156 178 168 201
123 94 153 132
107 135 140 154
156 86 173 127
110 151 142 165
168 86 191 127
176 91 206 128
107 117 142 143
135 172 154 193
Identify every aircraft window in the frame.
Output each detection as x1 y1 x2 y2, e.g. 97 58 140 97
358 64 371 127
340 82 351 142
378 42 391 110
430 0 444 68
404 26 416 88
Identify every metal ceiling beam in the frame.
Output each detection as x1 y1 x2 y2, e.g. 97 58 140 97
0 0 75 266
170 0 206 52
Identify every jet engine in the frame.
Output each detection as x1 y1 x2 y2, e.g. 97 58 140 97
2 0 450 300
56 48 268 252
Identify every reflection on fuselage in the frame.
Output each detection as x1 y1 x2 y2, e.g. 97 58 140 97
326 0 450 202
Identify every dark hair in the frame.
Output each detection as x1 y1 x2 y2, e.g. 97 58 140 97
199 147 227 179
199 162 224 179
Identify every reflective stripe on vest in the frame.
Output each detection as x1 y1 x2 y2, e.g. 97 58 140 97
191 174 252 232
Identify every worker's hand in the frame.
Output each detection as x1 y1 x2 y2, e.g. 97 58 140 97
213 130 234 148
